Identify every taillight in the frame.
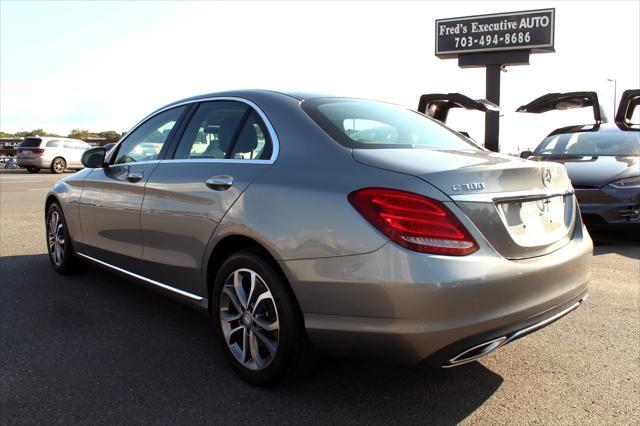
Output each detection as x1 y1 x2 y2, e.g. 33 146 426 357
32 149 45 154
348 188 478 256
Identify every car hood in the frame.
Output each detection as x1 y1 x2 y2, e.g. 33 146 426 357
353 148 571 196
529 155 639 188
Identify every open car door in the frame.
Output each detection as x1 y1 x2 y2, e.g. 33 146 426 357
417 93 500 123
615 89 640 130
516 91 607 124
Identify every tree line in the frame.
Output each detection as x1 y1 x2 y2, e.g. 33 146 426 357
0 129 125 143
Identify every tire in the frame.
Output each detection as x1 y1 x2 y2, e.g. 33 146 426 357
211 251 316 386
50 157 66 174
46 202 82 274
27 167 40 173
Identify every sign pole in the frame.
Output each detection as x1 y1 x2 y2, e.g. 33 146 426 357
484 64 501 152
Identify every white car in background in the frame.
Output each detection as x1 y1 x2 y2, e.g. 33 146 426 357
16 137 91 173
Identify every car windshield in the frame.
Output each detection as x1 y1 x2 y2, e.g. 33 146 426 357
534 131 640 156
301 98 477 150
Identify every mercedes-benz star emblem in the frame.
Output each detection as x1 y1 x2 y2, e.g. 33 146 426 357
542 168 552 187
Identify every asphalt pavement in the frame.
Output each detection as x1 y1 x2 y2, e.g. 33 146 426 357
1 169 638 425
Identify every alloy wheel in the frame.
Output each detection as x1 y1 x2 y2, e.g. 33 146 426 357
48 211 65 266
53 159 65 173
219 268 280 371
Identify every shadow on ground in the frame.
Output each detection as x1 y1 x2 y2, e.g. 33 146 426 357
1 254 502 425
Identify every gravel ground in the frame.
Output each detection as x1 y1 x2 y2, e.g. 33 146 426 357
1 169 638 425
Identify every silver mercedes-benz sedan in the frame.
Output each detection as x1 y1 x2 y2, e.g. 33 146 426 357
45 90 592 386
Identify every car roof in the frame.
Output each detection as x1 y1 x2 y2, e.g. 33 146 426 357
157 89 342 112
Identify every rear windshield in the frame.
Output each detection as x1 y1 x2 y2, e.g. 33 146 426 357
19 138 42 148
535 131 640 156
301 98 477 150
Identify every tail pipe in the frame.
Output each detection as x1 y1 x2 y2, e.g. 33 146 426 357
442 297 586 368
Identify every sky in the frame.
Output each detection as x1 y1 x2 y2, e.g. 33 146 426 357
1 0 639 153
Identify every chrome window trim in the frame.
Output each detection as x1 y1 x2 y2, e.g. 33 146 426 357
76 252 204 301
159 159 273 165
110 159 161 167
120 97 280 165
450 188 574 203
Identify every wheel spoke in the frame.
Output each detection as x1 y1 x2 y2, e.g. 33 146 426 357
225 325 243 345
249 330 264 368
252 328 277 356
241 327 249 363
233 271 249 309
220 309 241 323
254 315 279 332
247 271 256 308
252 290 274 315
223 286 243 313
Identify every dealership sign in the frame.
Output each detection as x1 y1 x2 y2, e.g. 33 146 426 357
435 9 555 57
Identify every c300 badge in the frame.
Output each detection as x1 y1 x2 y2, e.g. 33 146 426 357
452 182 486 191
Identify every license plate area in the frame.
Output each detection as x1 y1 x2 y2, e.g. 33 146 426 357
496 195 572 247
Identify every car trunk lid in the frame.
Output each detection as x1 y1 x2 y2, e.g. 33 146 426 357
353 148 576 259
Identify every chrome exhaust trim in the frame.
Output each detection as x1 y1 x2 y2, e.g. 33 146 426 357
442 336 507 368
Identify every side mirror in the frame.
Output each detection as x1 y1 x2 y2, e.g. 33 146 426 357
520 150 533 159
81 147 107 168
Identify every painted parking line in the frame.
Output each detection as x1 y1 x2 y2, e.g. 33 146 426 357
0 180 44 183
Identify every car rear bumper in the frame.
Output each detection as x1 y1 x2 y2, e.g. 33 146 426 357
282 223 592 365
16 157 49 168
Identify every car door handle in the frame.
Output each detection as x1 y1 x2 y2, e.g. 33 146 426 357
205 175 233 190
127 170 144 183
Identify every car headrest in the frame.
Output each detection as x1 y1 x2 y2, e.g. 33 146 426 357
218 117 242 153
233 122 259 153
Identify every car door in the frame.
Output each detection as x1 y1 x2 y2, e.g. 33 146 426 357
615 89 640 129
139 100 277 296
76 106 188 271
516 91 607 124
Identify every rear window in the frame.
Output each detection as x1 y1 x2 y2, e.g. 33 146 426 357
535 131 640 156
19 138 42 148
301 98 477 150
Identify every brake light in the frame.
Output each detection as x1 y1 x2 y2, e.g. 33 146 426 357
17 147 44 154
348 188 478 255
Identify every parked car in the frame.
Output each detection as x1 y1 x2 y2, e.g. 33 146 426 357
102 143 117 154
45 90 591 386
3 158 19 169
519 90 640 227
16 137 91 173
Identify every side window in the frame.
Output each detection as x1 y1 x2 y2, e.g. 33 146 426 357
114 106 185 164
229 111 273 160
46 140 60 148
63 141 75 149
174 101 248 160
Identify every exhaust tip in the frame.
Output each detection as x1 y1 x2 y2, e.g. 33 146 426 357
442 336 507 368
